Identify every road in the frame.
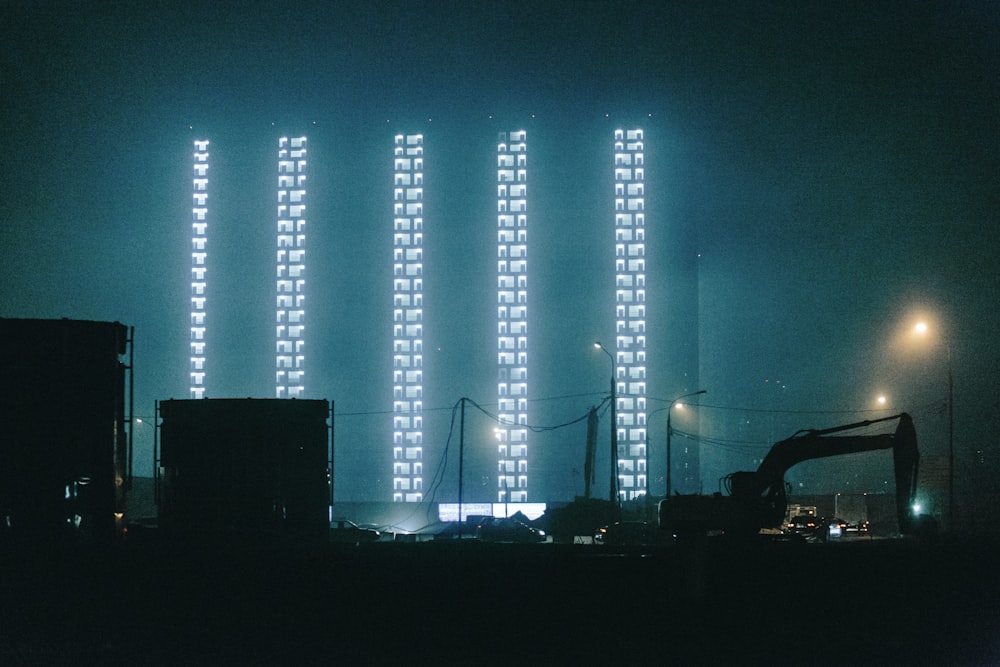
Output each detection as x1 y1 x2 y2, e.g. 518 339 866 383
2 536 998 665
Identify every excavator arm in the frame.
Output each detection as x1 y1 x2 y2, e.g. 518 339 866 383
729 412 918 532
662 413 921 536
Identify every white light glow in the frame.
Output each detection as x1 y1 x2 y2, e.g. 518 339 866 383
189 139 209 398
275 135 307 398
613 128 648 500
496 130 530 503
392 134 425 502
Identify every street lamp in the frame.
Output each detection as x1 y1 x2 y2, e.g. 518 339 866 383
914 321 955 532
665 390 706 497
594 342 618 504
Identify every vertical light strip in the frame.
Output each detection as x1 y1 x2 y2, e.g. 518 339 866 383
614 128 647 500
276 136 307 399
190 139 209 399
496 130 529 504
391 134 425 502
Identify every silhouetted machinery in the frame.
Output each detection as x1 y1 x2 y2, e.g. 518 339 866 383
158 398 330 544
0 318 132 544
659 413 921 538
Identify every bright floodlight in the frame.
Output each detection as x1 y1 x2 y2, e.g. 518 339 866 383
915 322 928 334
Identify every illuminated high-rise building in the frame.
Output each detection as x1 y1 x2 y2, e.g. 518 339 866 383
190 139 209 399
496 130 529 503
614 128 647 500
392 134 425 502
275 136 307 399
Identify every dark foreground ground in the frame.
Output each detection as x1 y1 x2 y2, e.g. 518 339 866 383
2 536 998 666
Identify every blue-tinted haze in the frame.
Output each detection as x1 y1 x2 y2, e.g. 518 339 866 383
1 1 996 508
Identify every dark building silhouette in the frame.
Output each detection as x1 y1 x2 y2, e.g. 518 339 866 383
158 398 330 544
0 318 131 544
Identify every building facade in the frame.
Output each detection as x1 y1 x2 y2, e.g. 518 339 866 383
392 134 425 502
190 139 209 399
496 130 529 503
178 126 680 506
614 128 648 501
275 136 308 399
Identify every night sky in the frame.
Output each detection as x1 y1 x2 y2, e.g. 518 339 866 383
2 1 997 508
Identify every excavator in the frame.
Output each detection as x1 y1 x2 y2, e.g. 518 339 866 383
659 412 921 538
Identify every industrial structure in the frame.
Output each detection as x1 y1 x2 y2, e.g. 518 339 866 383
0 318 132 543
158 398 330 543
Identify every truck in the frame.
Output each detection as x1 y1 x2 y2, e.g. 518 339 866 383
659 413 921 538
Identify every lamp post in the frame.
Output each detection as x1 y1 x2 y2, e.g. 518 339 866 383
947 360 954 532
914 320 955 532
594 342 618 504
665 390 706 497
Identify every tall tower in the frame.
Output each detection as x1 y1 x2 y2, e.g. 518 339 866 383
190 139 209 399
496 130 529 504
614 128 648 500
392 134 425 503
275 136 307 399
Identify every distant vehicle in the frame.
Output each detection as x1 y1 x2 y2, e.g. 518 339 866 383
786 515 822 538
594 521 656 546
476 516 546 543
845 520 870 535
329 519 380 544
786 516 848 541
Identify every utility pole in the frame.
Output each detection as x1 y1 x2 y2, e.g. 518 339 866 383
459 397 466 525
584 406 598 499
594 342 618 505
666 390 707 497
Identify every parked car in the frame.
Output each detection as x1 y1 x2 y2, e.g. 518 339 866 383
329 519 380 544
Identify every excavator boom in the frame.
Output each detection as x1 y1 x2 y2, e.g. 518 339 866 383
661 413 920 537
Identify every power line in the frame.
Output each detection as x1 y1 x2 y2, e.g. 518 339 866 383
335 390 607 418
463 395 609 433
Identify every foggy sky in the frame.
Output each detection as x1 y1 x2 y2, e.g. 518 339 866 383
1 1 997 506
